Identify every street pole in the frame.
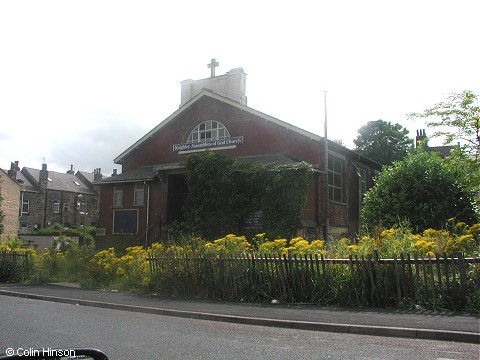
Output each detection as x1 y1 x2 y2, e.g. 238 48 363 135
324 91 329 241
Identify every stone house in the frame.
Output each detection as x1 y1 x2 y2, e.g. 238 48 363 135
0 169 21 242
96 63 381 247
415 129 458 156
5 161 103 233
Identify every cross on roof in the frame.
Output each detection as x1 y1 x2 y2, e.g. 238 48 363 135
207 58 219 77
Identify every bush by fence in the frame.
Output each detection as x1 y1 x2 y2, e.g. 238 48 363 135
0 251 32 282
2 222 478 312
148 252 479 311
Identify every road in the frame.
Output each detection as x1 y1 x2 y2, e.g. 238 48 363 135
0 296 478 360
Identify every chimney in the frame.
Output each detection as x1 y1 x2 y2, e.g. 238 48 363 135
112 169 118 176
94 168 103 182
416 129 428 148
7 161 19 180
67 164 75 175
39 163 49 188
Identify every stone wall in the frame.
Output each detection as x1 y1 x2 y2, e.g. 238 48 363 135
0 171 20 242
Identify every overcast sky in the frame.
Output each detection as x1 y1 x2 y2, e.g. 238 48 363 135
1 0 479 176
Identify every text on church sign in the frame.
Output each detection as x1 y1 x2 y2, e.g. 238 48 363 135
173 136 244 154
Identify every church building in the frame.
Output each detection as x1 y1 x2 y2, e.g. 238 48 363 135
96 60 381 247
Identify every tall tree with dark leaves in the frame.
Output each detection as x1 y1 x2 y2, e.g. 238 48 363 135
353 120 413 165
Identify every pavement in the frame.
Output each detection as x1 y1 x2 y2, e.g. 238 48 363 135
0 283 479 344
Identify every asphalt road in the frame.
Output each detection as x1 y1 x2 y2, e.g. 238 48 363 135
1 296 478 360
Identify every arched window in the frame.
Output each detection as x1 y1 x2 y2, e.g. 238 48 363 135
187 121 230 143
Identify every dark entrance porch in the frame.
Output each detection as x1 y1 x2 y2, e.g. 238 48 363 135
167 174 188 223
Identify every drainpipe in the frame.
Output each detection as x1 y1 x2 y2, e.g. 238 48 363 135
145 181 150 249
352 163 362 232
19 189 25 233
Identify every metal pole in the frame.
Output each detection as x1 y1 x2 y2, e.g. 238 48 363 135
145 182 150 249
324 91 329 240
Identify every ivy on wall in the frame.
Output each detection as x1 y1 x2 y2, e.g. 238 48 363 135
184 151 314 240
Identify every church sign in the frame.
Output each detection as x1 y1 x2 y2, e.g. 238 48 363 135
173 136 244 154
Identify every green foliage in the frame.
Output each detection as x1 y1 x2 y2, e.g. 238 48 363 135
408 90 480 191
0 237 35 282
4 235 22 250
353 119 413 165
260 162 313 238
34 241 95 284
184 152 257 239
184 151 314 240
361 150 479 233
20 224 479 311
34 224 96 246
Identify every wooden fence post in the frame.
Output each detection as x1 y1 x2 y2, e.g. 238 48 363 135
393 255 402 302
457 253 468 301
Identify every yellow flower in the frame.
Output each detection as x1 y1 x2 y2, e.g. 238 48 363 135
288 239 310 255
0 244 11 252
467 223 480 236
259 239 287 256
455 222 467 232
346 245 358 253
310 240 326 255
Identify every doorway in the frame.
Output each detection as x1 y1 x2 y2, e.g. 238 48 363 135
167 174 188 223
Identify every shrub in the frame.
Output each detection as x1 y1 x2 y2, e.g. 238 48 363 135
361 150 478 232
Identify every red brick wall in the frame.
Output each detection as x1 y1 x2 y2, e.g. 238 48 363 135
120 97 321 171
97 181 169 244
100 95 381 243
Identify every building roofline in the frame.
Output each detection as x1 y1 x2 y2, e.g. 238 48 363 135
0 169 21 189
114 90 322 164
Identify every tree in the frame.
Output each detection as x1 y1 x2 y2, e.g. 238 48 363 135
361 150 478 233
353 120 413 165
408 90 480 189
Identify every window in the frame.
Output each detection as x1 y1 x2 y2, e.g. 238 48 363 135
187 121 230 143
79 201 86 213
359 168 367 199
134 184 145 206
53 200 60 214
328 156 344 203
113 186 123 207
22 199 29 214
113 209 138 234
63 203 70 212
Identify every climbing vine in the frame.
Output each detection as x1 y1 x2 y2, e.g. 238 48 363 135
184 151 314 240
